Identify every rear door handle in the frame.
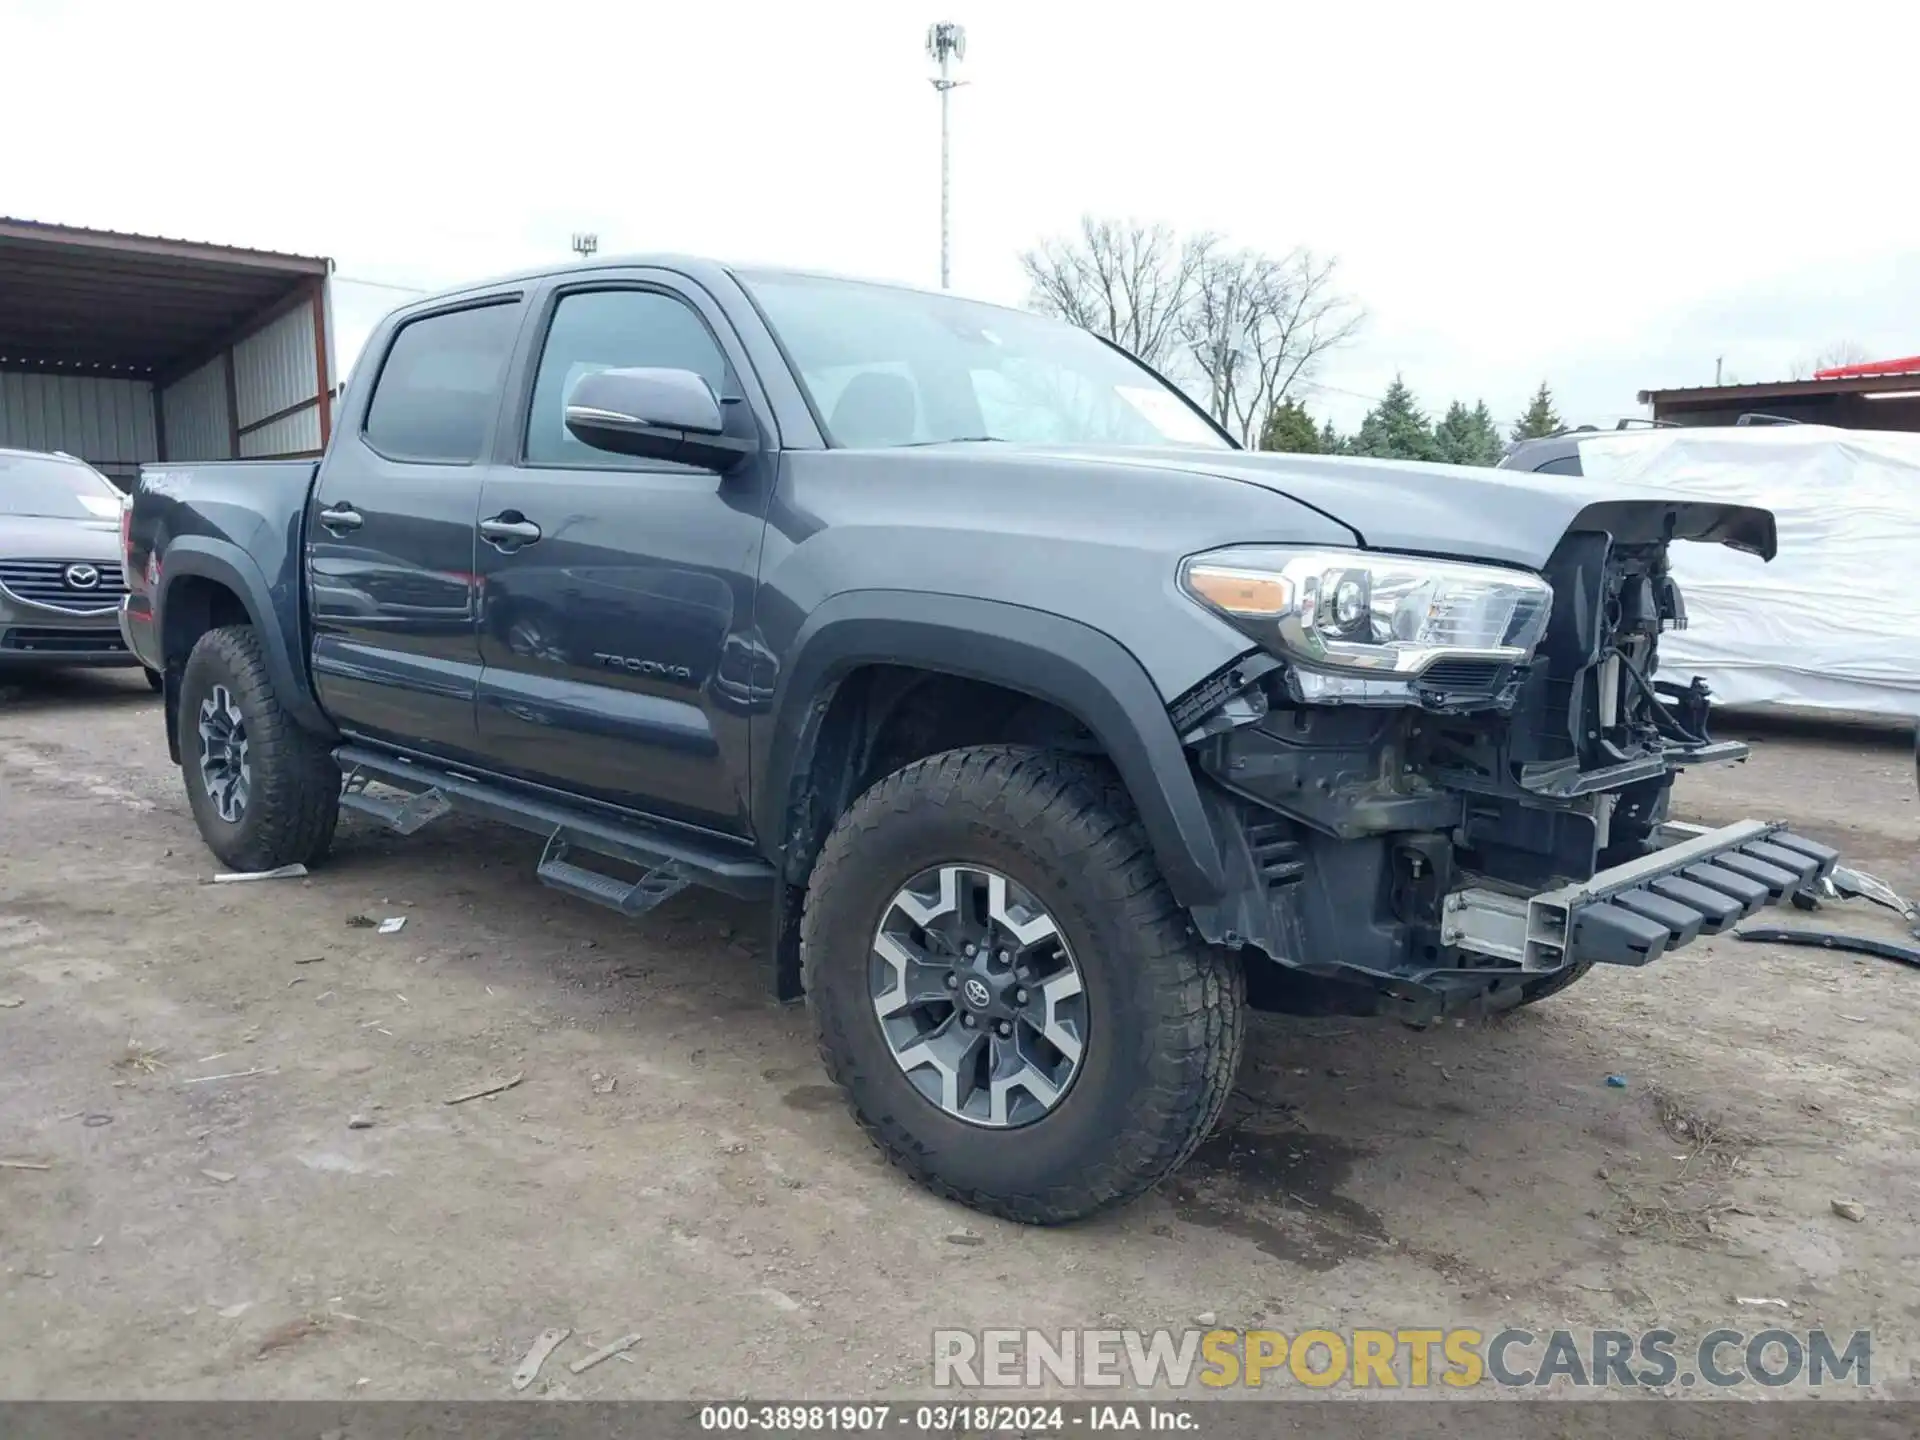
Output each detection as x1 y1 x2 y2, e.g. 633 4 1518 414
318 503 363 534
480 513 543 552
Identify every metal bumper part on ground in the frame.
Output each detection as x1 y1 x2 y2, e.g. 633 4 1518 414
1445 819 1839 973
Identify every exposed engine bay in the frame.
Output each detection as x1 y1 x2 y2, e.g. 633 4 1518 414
1174 527 1828 1020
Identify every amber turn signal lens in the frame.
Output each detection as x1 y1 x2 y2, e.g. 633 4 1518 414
1184 565 1293 617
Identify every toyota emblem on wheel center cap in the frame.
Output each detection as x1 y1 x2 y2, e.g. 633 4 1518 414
962 977 992 1010
64 563 100 589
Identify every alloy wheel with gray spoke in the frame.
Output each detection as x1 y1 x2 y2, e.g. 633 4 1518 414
872 863 1088 1128
802 745 1245 1225
196 683 252 823
179 625 340 873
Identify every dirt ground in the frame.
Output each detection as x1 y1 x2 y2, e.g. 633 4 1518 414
1 670 1915 1401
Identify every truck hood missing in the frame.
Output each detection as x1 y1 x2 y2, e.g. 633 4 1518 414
1023 446 1779 570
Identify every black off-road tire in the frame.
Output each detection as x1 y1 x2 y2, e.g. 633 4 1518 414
179 625 340 872
801 745 1244 1224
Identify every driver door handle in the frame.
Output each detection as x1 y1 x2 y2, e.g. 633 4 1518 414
480 512 543 551
318 503 363 534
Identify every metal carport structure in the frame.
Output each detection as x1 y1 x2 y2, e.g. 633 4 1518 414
0 218 336 487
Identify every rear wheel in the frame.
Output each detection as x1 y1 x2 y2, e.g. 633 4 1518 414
802 746 1244 1224
179 625 339 872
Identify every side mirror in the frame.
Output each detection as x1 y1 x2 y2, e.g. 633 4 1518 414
564 367 756 471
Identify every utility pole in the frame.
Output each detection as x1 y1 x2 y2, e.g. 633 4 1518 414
926 21 967 289
571 233 599 261
1714 355 1723 386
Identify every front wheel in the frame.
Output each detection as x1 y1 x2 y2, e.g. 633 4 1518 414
179 625 340 872
801 746 1244 1224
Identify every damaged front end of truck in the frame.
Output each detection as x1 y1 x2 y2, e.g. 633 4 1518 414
1170 497 1839 1022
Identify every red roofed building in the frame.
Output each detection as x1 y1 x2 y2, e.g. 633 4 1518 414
1641 355 1920 432
1814 355 1920 380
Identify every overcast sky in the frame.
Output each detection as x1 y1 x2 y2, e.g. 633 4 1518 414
9 0 1919 430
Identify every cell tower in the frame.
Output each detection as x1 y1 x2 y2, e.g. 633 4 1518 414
925 21 967 290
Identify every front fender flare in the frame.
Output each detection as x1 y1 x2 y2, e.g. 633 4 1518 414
159 538 335 742
754 590 1228 908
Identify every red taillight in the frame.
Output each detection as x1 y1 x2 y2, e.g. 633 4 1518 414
119 499 141 588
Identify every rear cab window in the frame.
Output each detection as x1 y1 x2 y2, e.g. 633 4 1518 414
362 301 523 464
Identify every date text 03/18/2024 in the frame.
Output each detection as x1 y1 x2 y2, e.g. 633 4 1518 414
697 1404 1192 1432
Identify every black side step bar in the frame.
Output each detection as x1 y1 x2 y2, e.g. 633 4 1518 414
334 745 775 906
536 831 691 917
339 773 453 835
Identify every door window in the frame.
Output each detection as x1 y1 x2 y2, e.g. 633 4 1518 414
362 301 521 464
525 290 736 469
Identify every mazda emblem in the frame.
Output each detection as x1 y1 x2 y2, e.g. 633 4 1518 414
64 563 101 590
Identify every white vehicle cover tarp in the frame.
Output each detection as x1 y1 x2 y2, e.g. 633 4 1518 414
1573 425 1920 720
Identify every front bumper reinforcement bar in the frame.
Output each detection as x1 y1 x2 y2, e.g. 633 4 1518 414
1443 819 1839 972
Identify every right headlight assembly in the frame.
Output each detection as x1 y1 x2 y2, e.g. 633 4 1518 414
1180 546 1554 698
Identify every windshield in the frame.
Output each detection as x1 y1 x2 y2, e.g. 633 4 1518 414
0 453 123 519
741 271 1232 451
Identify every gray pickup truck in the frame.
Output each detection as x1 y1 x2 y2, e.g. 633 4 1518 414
121 257 1836 1222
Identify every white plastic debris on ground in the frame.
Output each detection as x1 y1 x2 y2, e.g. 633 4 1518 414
1575 425 1920 720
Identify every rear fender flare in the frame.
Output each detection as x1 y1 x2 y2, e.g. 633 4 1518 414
158 538 335 742
754 590 1227 908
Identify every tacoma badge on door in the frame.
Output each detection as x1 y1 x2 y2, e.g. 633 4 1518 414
593 651 694 682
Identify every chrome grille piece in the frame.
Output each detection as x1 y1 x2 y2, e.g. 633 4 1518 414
0 559 128 614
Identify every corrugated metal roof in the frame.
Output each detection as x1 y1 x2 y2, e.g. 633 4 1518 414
1639 372 1920 404
0 216 329 269
0 216 331 374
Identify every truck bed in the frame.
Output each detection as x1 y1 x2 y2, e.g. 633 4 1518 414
121 458 328 755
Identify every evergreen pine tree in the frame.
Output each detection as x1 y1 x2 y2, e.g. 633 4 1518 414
1259 398 1321 453
1351 376 1438 462
1511 382 1562 441
1433 401 1479 465
1434 399 1507 466
1468 401 1505 465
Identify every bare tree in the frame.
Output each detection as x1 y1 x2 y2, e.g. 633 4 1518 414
1816 339 1871 371
1018 217 1206 369
1178 245 1363 446
1789 339 1872 380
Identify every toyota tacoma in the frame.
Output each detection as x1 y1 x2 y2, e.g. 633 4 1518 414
119 257 1835 1223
